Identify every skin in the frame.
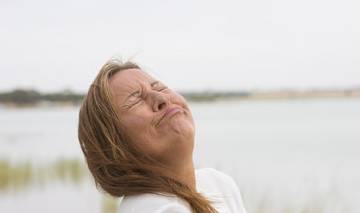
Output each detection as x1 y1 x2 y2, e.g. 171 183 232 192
109 68 196 190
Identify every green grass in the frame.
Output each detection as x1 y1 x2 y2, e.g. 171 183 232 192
0 158 87 192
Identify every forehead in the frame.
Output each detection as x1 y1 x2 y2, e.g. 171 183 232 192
109 68 155 95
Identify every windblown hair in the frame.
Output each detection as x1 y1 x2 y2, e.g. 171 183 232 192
77 59 218 213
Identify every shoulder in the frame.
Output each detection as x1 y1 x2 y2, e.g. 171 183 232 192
196 167 234 181
118 193 192 213
196 167 239 191
195 168 248 213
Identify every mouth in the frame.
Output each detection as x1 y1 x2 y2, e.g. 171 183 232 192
156 106 183 127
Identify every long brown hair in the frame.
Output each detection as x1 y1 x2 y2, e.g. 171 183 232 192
77 59 218 213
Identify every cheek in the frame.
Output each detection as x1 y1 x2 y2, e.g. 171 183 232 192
123 114 147 129
170 92 191 111
176 96 194 123
121 112 155 144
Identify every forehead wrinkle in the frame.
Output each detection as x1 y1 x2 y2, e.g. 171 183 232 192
111 82 134 97
110 69 158 101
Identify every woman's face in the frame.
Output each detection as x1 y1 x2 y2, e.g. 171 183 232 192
109 68 195 168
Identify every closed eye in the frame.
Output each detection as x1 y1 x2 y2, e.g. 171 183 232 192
124 82 168 109
157 86 168 91
127 95 142 109
151 81 168 91
127 86 144 104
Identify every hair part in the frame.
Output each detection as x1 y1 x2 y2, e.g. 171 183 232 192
78 59 219 213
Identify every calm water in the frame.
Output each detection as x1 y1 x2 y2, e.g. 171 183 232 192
0 98 359 213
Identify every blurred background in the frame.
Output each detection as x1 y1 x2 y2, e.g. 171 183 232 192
0 0 359 212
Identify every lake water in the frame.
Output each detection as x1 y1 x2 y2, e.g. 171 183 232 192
0 98 359 213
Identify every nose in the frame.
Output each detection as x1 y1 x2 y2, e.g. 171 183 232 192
150 91 169 112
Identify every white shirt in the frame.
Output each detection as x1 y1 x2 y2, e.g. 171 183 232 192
117 168 247 213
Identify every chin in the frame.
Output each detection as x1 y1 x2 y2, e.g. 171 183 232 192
169 120 195 140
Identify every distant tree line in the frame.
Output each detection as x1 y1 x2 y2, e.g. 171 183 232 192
3 87 357 106
0 89 83 105
181 91 250 101
0 89 251 106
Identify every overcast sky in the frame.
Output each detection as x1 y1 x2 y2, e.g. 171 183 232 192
1 0 359 93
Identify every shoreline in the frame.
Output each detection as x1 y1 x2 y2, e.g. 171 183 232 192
1 91 360 108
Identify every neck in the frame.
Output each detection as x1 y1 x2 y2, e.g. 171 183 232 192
166 158 196 191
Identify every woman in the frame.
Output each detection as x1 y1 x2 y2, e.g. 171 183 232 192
78 59 247 213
